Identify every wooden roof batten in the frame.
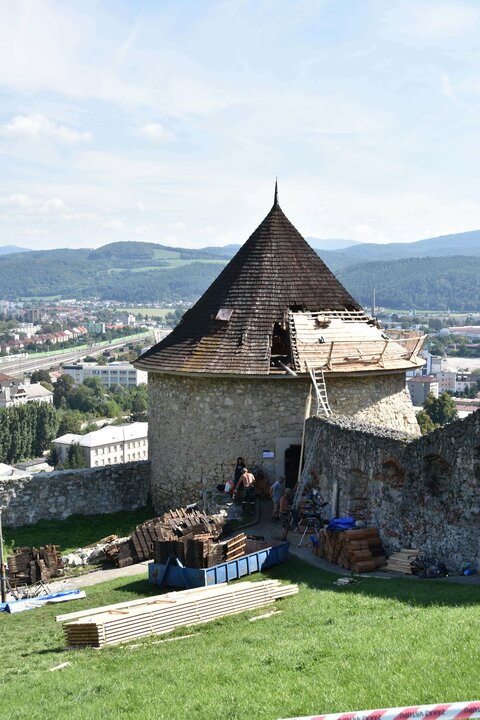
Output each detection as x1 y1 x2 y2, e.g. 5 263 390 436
134 186 425 376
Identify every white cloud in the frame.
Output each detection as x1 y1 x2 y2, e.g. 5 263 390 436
0 193 66 213
0 114 91 144
102 219 126 231
381 1 479 42
133 224 154 234
441 72 456 101
137 123 174 142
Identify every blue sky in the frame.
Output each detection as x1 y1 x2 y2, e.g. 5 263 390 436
2 0 480 249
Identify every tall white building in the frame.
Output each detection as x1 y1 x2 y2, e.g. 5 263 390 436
54 422 148 467
62 362 147 388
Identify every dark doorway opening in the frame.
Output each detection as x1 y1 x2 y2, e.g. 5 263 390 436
285 444 301 489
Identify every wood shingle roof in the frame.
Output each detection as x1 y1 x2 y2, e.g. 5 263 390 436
134 192 364 375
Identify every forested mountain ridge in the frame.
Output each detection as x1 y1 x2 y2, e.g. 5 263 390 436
338 255 480 311
320 229 480 271
0 240 479 309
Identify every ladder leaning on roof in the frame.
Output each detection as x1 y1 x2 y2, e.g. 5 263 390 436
308 366 332 417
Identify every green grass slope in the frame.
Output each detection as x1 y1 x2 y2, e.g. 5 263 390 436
1 559 479 720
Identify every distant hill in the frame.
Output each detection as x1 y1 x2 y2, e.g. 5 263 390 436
0 242 226 302
0 245 30 255
306 237 359 251
318 229 480 271
339 255 480 311
0 235 479 309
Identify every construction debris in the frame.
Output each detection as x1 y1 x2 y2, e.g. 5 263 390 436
316 528 386 572
7 545 63 586
105 506 225 568
153 533 247 569
62 579 298 648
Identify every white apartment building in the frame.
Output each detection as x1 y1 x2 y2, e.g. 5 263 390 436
54 422 148 467
0 378 53 408
62 362 147 388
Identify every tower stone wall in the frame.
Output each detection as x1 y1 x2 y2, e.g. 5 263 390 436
148 371 419 509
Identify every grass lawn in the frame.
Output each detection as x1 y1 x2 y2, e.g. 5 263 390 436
1 558 479 720
3 506 155 556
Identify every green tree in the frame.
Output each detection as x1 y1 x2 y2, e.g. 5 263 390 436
65 441 86 469
82 376 105 397
30 369 51 384
34 403 59 456
58 410 84 436
53 374 75 408
47 444 61 468
417 410 437 435
67 385 99 414
423 392 458 427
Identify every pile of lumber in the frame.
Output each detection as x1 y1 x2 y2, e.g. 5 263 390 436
60 579 298 648
7 545 62 586
383 548 419 574
105 507 225 568
317 528 386 573
153 533 247 569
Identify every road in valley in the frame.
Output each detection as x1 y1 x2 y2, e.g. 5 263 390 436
0 331 162 378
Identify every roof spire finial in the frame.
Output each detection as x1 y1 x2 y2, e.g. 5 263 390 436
273 178 278 207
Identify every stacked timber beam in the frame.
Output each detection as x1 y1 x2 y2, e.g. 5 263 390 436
154 533 247 569
383 549 419 574
317 528 386 573
61 579 298 648
105 507 225 568
7 545 62 586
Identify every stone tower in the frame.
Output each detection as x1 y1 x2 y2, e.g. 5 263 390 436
134 187 424 509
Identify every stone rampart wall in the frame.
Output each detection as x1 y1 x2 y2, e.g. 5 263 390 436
302 412 480 572
148 371 419 510
0 461 151 527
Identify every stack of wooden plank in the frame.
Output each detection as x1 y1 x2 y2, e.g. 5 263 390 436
317 528 386 572
7 545 62 586
383 549 419 574
60 579 298 648
105 507 225 568
154 533 247 569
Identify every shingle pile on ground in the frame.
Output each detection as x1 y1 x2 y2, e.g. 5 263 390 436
61 579 299 648
105 507 225 568
384 548 419 574
316 528 386 572
7 545 63 586
153 532 247 569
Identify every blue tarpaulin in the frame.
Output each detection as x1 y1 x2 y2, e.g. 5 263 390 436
327 517 356 532
0 589 86 614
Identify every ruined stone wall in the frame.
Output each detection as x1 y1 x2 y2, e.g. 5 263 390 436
327 373 420 436
0 461 151 527
302 412 480 572
148 371 419 510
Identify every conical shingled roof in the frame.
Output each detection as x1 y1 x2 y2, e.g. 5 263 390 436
134 192 363 375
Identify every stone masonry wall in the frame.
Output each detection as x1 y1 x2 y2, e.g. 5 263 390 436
148 371 419 510
0 461 151 527
302 412 480 572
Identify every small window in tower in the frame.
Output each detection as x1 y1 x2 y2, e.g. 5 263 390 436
215 308 234 322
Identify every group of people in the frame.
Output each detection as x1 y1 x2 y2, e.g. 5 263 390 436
223 457 257 512
224 457 296 539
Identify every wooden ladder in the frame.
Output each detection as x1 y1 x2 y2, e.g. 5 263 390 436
308 366 332 417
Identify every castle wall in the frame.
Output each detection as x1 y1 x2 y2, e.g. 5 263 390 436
302 412 480 572
148 371 419 510
0 461 150 527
